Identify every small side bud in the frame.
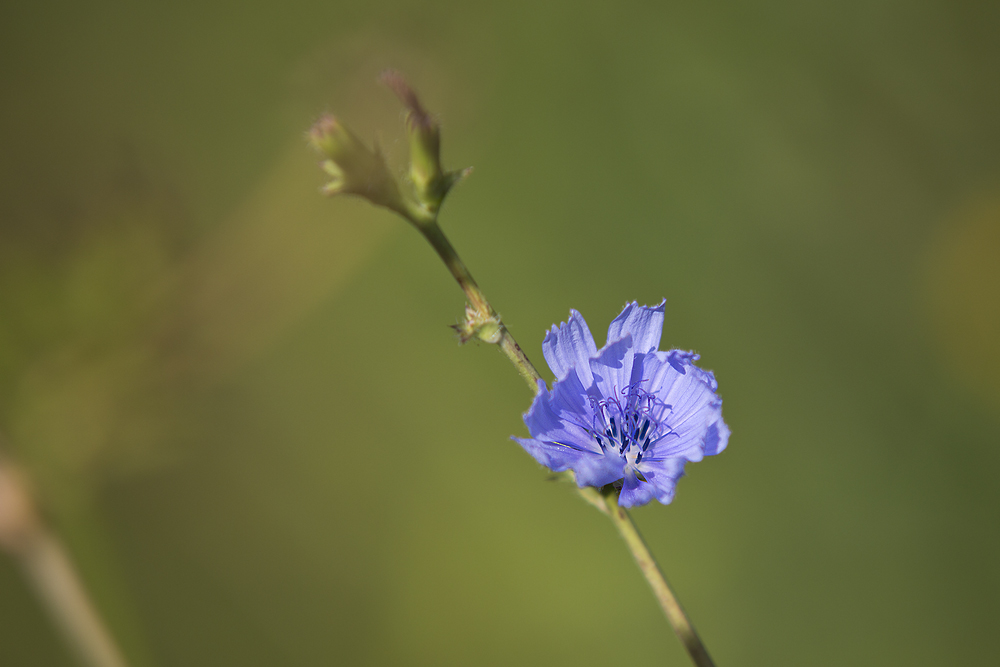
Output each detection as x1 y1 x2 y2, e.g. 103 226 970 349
308 114 409 217
452 304 503 344
381 70 469 214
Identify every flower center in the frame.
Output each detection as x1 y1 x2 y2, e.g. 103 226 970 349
589 384 673 465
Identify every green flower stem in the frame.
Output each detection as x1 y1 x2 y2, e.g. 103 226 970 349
413 217 542 393
410 214 716 667
415 219 489 315
496 332 539 393
604 492 716 667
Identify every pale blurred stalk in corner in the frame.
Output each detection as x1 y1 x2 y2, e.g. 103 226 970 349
0 86 392 666
0 449 129 667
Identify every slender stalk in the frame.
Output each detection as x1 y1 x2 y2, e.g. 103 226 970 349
605 492 716 667
495 330 539 391
418 220 489 315
415 218 542 392
0 458 129 667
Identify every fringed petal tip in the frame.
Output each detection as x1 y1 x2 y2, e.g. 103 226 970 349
542 309 598 386
607 301 666 354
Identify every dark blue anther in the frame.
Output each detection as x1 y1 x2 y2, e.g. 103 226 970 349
639 419 650 440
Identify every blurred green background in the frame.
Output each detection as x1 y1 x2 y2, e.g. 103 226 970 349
1 0 999 665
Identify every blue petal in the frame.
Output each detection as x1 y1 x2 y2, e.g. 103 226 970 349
665 349 699 374
542 310 598 386
513 436 599 475
512 434 623 488
619 467 659 507
636 458 688 505
702 419 730 456
521 382 565 437
642 350 728 462
606 301 665 353
518 375 625 486
665 350 721 392
522 381 603 448
573 452 626 488
589 335 639 400
549 367 592 419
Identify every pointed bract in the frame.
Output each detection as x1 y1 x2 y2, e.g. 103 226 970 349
381 69 468 214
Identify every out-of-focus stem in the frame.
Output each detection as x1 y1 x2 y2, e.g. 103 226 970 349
0 459 129 667
605 492 716 667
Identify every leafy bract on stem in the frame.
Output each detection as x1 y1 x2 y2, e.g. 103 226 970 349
380 69 472 217
307 70 470 226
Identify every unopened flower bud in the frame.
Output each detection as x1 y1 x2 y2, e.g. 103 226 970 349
308 114 409 217
381 70 470 214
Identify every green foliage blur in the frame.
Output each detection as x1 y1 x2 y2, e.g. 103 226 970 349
1 0 999 665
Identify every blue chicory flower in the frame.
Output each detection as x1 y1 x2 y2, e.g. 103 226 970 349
514 302 729 507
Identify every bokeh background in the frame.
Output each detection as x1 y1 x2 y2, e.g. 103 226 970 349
1 1 999 665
